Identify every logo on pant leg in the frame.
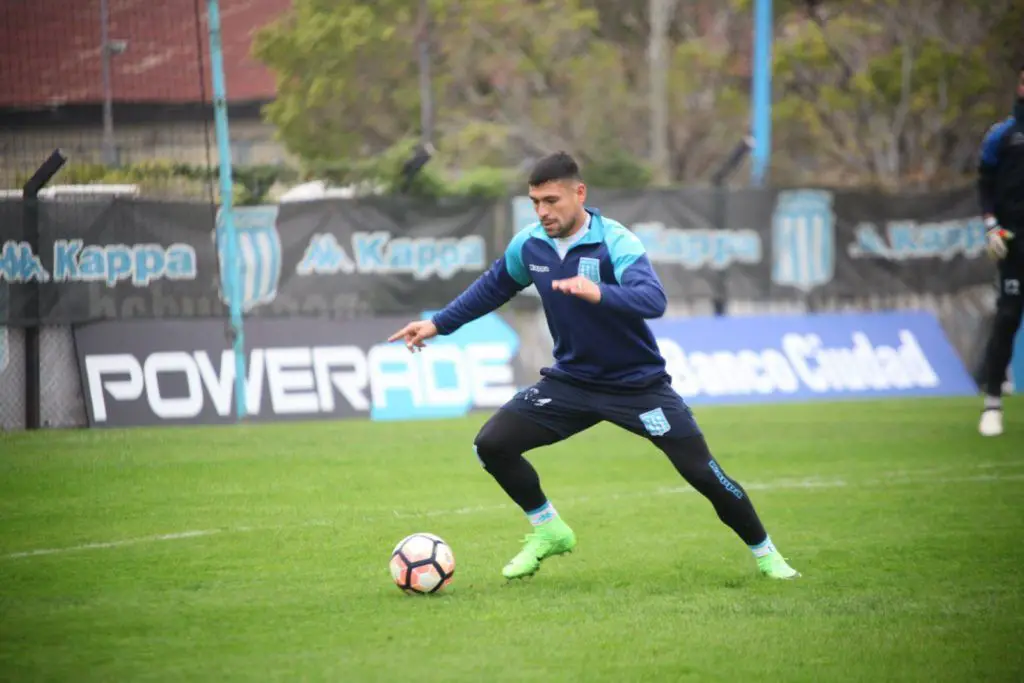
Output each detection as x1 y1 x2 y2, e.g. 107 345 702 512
639 407 671 436
516 387 552 407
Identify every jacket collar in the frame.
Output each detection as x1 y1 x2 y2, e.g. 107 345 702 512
530 207 604 250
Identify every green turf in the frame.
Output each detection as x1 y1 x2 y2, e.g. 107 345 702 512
1 397 1022 682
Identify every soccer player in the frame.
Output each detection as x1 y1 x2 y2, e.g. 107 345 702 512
388 152 800 580
977 64 1024 437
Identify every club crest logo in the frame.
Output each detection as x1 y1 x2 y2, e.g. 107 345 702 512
215 206 283 312
770 189 836 292
639 407 671 436
577 257 600 284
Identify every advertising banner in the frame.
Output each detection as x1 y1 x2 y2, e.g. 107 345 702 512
649 311 978 405
73 313 522 427
0 196 498 325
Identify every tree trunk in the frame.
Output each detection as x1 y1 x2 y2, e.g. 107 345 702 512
648 0 677 185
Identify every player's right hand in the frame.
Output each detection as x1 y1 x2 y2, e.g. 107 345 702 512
387 320 438 353
986 225 1013 261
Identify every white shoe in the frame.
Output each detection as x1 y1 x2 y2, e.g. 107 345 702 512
979 409 1003 437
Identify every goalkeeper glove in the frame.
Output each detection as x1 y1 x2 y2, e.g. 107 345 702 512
985 216 1013 260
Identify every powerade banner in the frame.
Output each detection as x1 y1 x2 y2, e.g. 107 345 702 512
649 311 978 405
72 313 522 427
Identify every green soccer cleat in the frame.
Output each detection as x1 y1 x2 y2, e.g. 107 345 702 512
502 517 577 580
757 551 801 579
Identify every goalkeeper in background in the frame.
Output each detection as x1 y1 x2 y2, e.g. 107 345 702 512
978 64 1024 437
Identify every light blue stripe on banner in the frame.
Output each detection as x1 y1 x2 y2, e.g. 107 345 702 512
252 232 266 304
820 214 833 285
790 216 803 285
267 230 281 300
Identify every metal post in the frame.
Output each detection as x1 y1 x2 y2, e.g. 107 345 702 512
207 0 247 420
711 181 728 316
711 137 754 316
100 0 116 166
751 0 773 186
22 149 68 430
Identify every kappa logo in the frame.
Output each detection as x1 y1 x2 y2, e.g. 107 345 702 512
577 257 601 283
516 387 552 407
770 189 836 292
529 263 550 273
215 206 283 312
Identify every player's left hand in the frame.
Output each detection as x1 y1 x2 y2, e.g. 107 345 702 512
551 276 602 304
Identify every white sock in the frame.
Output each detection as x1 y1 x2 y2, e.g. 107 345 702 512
984 395 1002 410
749 536 776 558
526 501 557 526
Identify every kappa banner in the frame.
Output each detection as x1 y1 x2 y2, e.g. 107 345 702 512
0 185 999 326
214 201 492 320
514 187 992 300
649 311 978 405
0 196 497 326
73 313 523 427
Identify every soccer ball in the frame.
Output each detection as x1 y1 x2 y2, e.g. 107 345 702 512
389 533 455 595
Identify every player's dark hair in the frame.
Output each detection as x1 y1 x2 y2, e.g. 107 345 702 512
528 151 583 186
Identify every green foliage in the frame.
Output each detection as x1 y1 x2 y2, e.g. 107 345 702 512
302 137 518 200
252 0 642 184
447 167 519 198
249 0 1022 189
770 1 1017 187
16 161 298 205
582 151 653 189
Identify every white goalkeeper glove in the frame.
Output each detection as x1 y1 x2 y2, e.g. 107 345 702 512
985 216 1013 260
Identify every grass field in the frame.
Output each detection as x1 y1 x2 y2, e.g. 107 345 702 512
1 396 1022 682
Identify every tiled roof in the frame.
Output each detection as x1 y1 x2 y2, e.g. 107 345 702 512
0 0 289 108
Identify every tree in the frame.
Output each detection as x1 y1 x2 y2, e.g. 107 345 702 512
253 0 1021 190
648 0 680 185
769 0 1023 189
252 0 641 184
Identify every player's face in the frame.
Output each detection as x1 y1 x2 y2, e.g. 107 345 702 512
528 180 587 239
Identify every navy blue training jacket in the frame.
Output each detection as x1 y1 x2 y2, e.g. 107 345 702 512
431 208 671 392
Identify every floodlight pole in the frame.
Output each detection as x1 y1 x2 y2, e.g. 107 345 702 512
207 0 247 420
750 0 773 186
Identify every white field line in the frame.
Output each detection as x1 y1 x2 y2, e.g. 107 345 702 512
4 462 1023 561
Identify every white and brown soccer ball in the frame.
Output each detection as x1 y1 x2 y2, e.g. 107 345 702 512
389 533 455 595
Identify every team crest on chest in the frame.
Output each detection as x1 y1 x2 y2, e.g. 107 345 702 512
577 257 601 283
